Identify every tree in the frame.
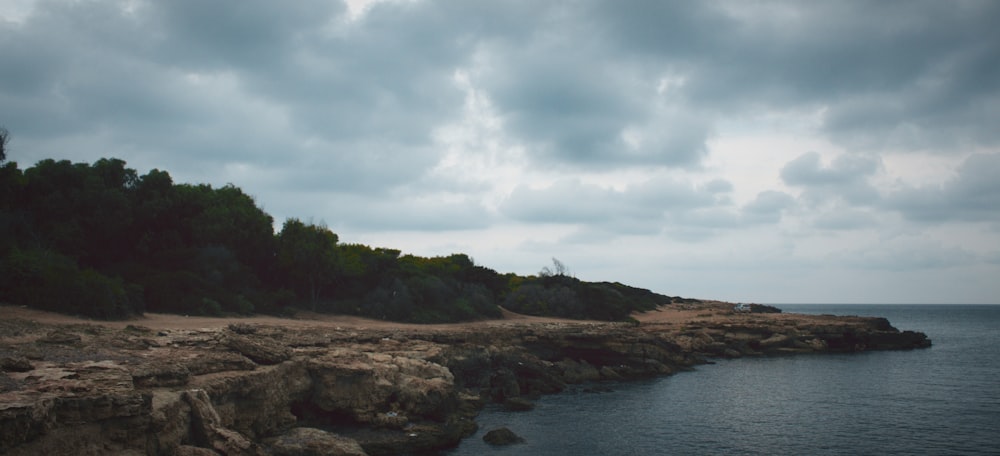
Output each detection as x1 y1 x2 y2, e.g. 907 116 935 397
276 218 340 309
539 257 568 277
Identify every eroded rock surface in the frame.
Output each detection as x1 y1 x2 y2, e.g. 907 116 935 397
0 303 930 455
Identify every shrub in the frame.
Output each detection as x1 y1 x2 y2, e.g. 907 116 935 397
0 247 143 319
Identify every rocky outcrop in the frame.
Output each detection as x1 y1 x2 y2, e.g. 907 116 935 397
267 427 367 456
482 427 524 446
660 313 932 359
0 304 930 455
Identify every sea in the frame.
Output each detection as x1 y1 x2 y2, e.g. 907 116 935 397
447 304 1000 455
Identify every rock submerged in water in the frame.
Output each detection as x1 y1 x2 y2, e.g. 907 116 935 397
482 427 524 446
503 397 535 411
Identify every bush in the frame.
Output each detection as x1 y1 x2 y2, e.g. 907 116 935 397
0 248 143 319
199 297 223 316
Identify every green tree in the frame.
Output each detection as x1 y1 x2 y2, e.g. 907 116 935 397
20 159 135 266
186 184 275 275
276 218 340 309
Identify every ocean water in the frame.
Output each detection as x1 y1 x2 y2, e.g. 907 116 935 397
448 305 1000 455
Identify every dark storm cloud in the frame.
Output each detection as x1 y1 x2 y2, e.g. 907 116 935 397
472 36 711 168
2 0 998 237
6 0 997 165
0 0 468 200
590 0 1000 151
149 0 341 69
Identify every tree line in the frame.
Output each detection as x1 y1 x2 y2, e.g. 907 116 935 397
0 145 690 322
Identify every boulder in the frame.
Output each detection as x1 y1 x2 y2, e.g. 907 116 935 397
307 349 457 424
1 356 32 372
556 359 600 383
482 427 524 446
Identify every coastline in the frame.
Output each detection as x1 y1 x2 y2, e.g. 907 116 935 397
0 302 931 455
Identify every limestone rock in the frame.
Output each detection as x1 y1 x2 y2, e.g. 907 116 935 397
183 389 263 456
175 445 220 456
131 362 190 387
184 350 258 376
373 412 408 429
307 350 456 424
0 360 151 454
223 333 291 365
269 427 368 456
193 361 311 440
0 301 931 455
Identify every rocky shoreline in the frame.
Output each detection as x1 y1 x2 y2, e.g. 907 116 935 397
0 302 931 455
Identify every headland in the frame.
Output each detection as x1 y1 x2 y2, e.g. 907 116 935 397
0 301 930 455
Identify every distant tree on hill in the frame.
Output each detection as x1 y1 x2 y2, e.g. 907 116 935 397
539 257 568 277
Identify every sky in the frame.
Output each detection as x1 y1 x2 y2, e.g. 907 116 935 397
2 0 999 304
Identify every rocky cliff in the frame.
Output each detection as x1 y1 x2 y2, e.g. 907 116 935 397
0 303 930 455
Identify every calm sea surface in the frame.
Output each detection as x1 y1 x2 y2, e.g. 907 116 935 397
447 305 1000 455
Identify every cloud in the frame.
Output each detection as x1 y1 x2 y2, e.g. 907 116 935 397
811 207 880 231
499 178 795 242
3 0 1000 303
742 191 796 224
594 1 1000 152
465 13 711 168
149 0 342 69
780 151 881 205
884 153 1000 223
827 237 978 271
499 176 725 228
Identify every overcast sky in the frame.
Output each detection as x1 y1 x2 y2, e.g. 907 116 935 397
2 0 999 304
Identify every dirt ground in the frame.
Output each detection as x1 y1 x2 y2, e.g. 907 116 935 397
0 301 740 332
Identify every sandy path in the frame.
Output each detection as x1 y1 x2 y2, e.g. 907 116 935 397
0 305 621 332
0 299 754 333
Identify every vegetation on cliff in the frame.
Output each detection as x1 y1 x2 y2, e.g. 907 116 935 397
0 147 686 322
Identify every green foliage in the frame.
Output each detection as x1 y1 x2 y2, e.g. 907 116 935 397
0 151 681 323
276 219 340 309
0 248 142 319
501 263 674 321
